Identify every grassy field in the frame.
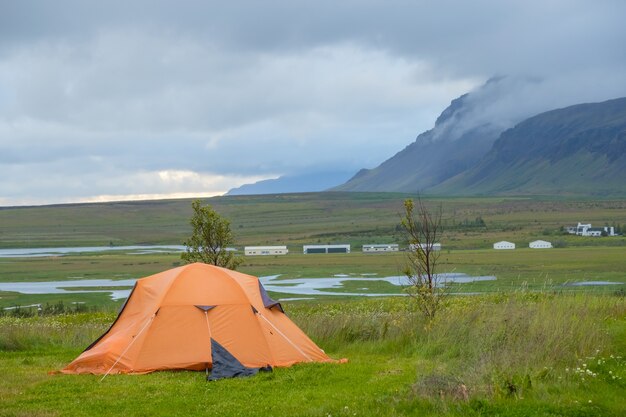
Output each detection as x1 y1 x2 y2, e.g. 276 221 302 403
1 192 625 415
1 192 625 250
1 246 625 310
0 294 624 416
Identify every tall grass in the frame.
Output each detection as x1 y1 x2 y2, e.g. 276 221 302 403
1 293 623 414
0 313 114 351
291 293 625 401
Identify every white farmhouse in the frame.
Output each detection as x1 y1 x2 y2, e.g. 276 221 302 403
493 241 515 250
363 244 399 253
529 240 552 249
575 223 592 235
244 246 288 256
585 228 603 237
409 243 442 251
569 223 617 237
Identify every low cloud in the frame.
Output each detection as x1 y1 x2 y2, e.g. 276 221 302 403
1 1 625 205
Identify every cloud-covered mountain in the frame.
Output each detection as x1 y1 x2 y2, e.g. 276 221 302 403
333 79 626 196
431 97 626 196
333 77 547 192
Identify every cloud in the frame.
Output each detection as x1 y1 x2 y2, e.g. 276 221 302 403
1 0 625 205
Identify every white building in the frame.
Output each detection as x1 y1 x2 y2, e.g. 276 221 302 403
574 223 593 236
363 244 399 253
529 240 552 249
303 244 350 254
244 246 288 256
569 223 616 237
493 241 515 250
409 243 442 251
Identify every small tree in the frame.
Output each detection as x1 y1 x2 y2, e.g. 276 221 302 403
401 197 445 319
181 200 243 270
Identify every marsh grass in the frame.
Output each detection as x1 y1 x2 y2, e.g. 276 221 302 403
0 313 113 351
0 293 624 416
292 293 626 414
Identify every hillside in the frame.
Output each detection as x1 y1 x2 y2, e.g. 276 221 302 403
333 76 626 197
432 97 626 196
333 77 539 193
226 171 353 195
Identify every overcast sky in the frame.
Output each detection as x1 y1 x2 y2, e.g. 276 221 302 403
1 0 625 205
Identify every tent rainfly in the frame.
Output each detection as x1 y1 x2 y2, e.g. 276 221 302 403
62 263 336 379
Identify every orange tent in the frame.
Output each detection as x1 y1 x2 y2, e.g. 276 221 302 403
62 263 333 378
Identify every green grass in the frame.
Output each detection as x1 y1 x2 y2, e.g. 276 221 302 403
1 193 625 414
1 193 625 250
1 246 624 310
0 294 624 416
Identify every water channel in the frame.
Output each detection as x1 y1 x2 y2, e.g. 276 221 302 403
0 247 621 305
0 245 186 258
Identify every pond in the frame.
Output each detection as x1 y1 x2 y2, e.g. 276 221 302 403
260 273 497 297
0 245 186 258
0 273 497 303
0 278 137 300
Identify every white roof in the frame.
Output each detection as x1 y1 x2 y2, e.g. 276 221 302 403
244 246 287 250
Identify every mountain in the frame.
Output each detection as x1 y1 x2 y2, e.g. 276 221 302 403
333 75 626 197
333 77 543 193
430 97 626 196
226 171 353 196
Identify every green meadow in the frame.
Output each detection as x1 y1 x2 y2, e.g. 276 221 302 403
0 295 624 416
0 192 625 416
1 192 625 250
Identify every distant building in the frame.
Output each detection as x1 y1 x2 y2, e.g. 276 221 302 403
363 244 399 253
569 223 616 237
575 223 592 236
303 244 350 254
587 228 604 237
529 240 552 249
493 241 515 250
244 246 288 256
409 243 442 251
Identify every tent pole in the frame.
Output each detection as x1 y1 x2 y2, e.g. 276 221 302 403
257 312 313 362
204 311 212 338
100 313 155 382
204 311 213 379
